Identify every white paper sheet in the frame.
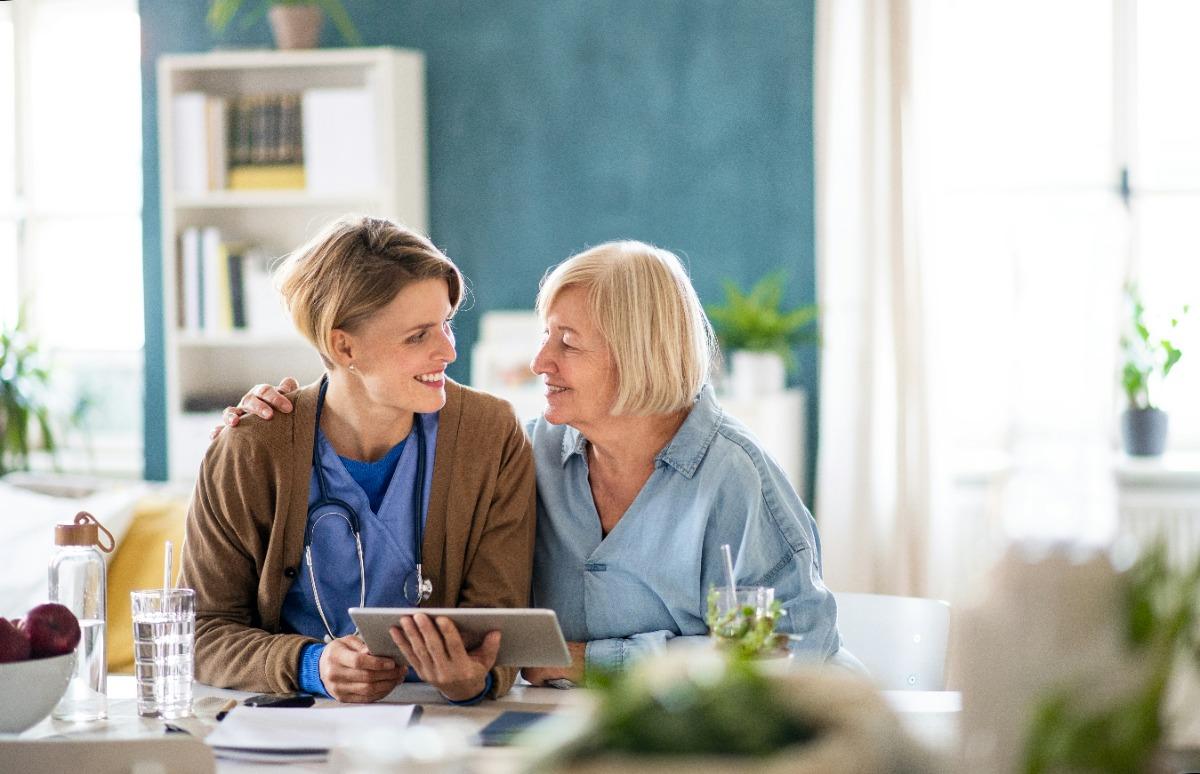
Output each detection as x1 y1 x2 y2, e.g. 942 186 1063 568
204 703 419 761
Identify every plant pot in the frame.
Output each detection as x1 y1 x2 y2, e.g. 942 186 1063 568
730 350 786 400
533 667 932 774
268 3 323 50
1121 407 1168 457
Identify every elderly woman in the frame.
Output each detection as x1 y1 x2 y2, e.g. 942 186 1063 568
223 240 842 685
184 216 535 704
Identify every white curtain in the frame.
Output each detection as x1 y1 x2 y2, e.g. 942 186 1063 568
813 0 942 597
814 0 1125 600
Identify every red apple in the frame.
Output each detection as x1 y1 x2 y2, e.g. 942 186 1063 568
21 603 80 658
0 617 32 663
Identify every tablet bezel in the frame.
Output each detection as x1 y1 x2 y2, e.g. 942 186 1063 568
348 607 572 668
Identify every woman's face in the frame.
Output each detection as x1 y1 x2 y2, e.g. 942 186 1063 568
339 278 456 415
530 286 619 430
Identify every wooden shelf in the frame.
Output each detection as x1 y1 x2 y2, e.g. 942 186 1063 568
175 190 385 210
176 332 311 348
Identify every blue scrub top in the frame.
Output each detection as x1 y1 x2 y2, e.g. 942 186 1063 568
280 411 439 639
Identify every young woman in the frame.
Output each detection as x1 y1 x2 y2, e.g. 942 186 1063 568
181 216 536 703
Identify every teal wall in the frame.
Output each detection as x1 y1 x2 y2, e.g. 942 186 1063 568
140 0 819 499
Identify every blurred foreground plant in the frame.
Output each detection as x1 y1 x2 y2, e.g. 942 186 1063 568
1023 541 1200 774
562 650 816 760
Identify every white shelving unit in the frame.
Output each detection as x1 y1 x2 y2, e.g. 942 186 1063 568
157 48 427 480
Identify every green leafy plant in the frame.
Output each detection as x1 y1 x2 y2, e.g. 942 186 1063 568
1121 283 1188 410
0 312 56 475
207 0 362 45
552 651 818 762
1022 540 1200 774
705 588 786 659
705 271 819 372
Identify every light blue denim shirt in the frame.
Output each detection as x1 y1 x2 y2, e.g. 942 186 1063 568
528 385 841 673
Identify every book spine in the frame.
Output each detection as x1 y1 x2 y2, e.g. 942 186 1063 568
200 226 224 333
172 92 208 195
227 251 246 329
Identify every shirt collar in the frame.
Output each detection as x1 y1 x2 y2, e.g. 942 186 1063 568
558 384 723 479
560 424 588 466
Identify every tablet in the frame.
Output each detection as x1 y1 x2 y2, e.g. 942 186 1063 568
349 607 571 667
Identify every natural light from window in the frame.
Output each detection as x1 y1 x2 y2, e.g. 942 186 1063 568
1 0 143 474
916 0 1196 545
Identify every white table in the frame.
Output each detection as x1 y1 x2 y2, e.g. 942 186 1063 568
10 676 961 773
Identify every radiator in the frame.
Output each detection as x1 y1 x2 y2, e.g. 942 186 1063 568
1115 455 1200 568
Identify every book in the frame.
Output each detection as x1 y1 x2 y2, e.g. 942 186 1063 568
178 227 202 333
227 250 246 329
200 226 226 333
242 249 293 338
302 87 377 194
204 704 419 763
228 164 306 190
205 96 228 190
231 95 254 166
171 92 208 195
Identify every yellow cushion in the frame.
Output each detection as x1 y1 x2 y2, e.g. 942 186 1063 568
106 496 188 674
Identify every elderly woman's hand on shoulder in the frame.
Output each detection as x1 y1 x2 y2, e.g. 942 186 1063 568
209 377 298 439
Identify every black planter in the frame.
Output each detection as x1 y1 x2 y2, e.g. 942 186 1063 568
1121 407 1169 456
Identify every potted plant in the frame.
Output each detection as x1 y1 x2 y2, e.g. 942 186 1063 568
0 312 56 475
1119 284 1188 456
705 271 818 399
527 647 929 773
955 540 1200 773
207 0 362 50
1019 540 1200 774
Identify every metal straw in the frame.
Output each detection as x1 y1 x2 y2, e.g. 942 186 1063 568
720 543 737 603
163 540 173 595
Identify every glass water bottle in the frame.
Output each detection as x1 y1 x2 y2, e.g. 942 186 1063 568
48 511 114 722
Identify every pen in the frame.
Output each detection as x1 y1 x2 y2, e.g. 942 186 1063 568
214 698 239 722
409 705 423 726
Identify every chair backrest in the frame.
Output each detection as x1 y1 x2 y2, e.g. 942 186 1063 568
834 592 951 691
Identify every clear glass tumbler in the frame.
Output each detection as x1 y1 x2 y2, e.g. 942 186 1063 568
130 588 195 719
707 585 778 640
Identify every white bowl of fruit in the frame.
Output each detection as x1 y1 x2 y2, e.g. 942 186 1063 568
0 603 80 734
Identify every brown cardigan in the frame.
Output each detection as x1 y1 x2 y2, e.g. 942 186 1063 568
179 379 536 698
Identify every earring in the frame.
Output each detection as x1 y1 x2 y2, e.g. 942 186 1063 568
348 363 357 372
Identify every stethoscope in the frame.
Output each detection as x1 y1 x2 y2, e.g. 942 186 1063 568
305 375 433 643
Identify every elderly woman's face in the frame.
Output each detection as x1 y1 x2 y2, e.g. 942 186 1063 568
531 286 619 430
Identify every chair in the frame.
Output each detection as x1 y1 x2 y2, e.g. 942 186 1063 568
834 592 951 690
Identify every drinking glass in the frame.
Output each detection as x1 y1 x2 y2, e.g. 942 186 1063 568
130 588 195 719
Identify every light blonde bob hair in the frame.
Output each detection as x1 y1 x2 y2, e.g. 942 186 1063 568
535 240 715 416
275 216 463 367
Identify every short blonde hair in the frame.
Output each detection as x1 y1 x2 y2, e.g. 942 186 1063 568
275 216 463 367
536 240 715 416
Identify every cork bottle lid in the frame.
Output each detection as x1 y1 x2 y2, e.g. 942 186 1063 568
55 511 115 553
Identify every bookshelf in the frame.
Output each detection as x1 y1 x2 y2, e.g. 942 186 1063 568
157 48 427 480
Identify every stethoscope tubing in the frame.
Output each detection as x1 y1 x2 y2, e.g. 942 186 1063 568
305 375 430 641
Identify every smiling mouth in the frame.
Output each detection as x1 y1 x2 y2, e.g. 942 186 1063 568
545 384 568 394
415 371 445 385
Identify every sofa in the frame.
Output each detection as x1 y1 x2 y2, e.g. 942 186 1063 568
0 473 189 674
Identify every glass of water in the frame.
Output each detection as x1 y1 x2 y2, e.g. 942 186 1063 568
130 588 195 719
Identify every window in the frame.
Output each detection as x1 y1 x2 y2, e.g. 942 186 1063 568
0 0 143 474
1132 0 1200 449
915 0 1196 542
